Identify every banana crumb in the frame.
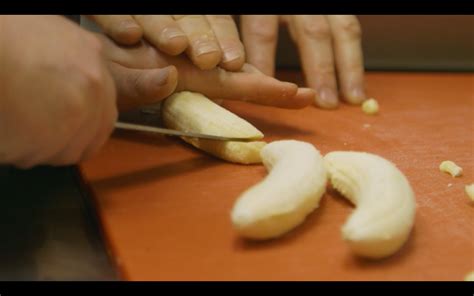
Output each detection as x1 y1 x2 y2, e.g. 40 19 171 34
439 160 463 177
362 98 379 115
465 271 474 281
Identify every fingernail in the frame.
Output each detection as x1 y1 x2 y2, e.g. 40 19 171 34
195 42 220 57
317 87 339 109
222 48 241 63
348 87 366 104
153 67 170 86
120 20 141 30
161 27 186 40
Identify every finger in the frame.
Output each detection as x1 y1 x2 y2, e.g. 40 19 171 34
288 15 339 109
173 15 222 70
327 15 366 104
240 15 279 76
176 62 309 109
109 63 178 111
294 87 317 105
96 34 168 69
80 67 118 161
240 63 264 74
133 15 188 56
206 15 245 71
86 15 143 45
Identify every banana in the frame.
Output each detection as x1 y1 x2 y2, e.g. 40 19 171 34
465 271 474 281
324 151 416 259
439 160 463 177
231 140 327 239
161 91 266 164
361 98 379 115
465 184 474 202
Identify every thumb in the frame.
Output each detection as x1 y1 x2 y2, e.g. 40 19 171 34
109 63 178 111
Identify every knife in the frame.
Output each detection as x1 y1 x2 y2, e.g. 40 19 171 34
114 122 261 142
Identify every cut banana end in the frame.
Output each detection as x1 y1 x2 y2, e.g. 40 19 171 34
465 271 474 281
324 151 416 259
161 91 266 164
465 184 474 202
231 140 327 240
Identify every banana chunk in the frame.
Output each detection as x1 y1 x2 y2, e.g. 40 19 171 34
231 140 327 239
324 151 416 259
439 160 463 177
161 91 266 164
465 271 474 281
465 184 474 202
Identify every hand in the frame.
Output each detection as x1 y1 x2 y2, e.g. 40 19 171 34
0 16 117 168
98 34 314 111
87 15 245 71
241 15 366 109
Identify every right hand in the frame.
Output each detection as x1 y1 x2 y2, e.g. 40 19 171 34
0 15 118 168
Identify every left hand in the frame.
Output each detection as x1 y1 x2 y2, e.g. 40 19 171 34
97 34 314 112
87 15 245 71
241 15 366 109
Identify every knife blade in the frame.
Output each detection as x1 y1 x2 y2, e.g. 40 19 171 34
114 122 261 142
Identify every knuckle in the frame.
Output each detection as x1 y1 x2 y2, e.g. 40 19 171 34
337 17 362 38
250 24 277 43
81 64 107 95
84 32 104 52
318 64 336 75
300 18 331 40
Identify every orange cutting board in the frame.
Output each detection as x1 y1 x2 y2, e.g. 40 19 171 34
79 72 474 281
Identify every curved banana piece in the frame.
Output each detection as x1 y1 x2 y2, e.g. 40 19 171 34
231 140 327 239
324 151 416 259
161 91 266 164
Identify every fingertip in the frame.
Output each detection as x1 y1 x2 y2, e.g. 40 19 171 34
164 65 179 90
315 87 339 109
147 66 179 99
293 88 316 109
149 66 174 87
159 34 188 56
343 87 366 105
112 20 143 45
220 54 245 72
191 50 223 70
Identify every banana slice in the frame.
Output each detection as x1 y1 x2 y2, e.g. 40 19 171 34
231 140 327 239
465 184 474 202
324 151 416 259
465 271 474 281
161 91 266 164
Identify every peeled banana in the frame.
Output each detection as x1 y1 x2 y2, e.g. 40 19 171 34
324 151 416 259
161 91 266 164
231 140 327 239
